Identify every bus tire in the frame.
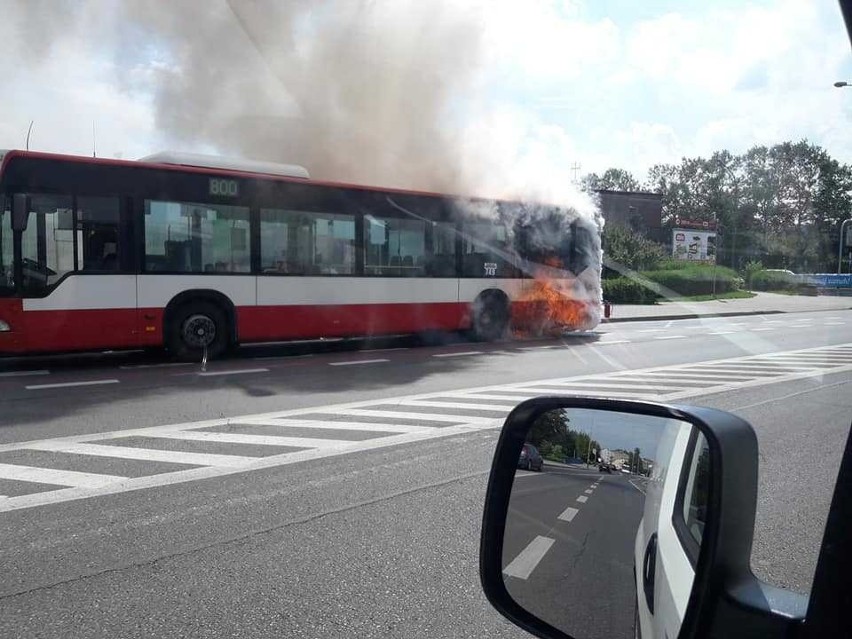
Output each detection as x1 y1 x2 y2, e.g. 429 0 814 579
167 301 229 362
471 290 510 342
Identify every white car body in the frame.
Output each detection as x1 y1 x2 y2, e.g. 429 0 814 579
634 420 696 638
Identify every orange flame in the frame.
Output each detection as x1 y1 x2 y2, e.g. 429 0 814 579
512 274 588 337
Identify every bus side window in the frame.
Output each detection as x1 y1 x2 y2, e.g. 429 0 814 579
260 208 356 276
144 200 251 274
461 223 515 278
363 215 427 277
78 196 120 271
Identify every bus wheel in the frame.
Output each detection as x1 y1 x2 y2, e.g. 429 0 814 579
471 291 510 342
168 301 229 361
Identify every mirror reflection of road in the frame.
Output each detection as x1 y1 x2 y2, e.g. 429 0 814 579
503 463 646 639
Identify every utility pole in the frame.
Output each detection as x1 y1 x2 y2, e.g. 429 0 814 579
570 162 582 183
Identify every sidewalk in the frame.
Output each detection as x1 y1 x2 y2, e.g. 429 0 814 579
604 292 852 322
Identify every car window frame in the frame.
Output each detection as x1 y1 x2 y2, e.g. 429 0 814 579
672 427 705 567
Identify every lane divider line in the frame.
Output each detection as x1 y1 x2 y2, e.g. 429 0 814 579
26 379 119 391
0 370 50 378
502 535 555 580
328 359 389 367
197 368 270 377
433 351 483 358
558 506 579 522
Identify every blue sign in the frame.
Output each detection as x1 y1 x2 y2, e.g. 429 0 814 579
803 273 852 288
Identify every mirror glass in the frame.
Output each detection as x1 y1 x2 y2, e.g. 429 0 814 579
501 408 710 639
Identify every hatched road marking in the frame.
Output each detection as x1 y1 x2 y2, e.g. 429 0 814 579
0 342 851 513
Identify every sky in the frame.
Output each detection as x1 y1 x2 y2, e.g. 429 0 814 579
1 0 851 194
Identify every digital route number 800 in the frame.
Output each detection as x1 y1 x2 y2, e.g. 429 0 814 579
209 178 239 197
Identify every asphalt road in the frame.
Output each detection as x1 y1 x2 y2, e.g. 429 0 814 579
504 466 645 639
0 309 849 638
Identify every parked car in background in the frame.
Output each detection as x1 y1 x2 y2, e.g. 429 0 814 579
518 443 543 472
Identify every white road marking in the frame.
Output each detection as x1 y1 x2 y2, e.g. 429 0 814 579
597 339 631 345
358 348 410 353
197 368 270 377
502 536 555 580
542 380 689 391
432 351 482 358
396 400 514 411
119 362 194 370
751 328 774 332
150 430 353 450
516 387 664 398
825 322 845 326
25 379 119 390
576 495 588 503
518 345 563 351
24 441 258 468
325 408 498 424
558 506 579 522
638 329 664 333
629 479 647 495
0 463 125 488
709 331 736 335
584 488 593 494
246 418 434 434
2 342 852 513
654 335 686 340
0 370 50 378
328 359 389 366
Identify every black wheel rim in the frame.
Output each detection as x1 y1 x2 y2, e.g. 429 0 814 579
181 314 216 349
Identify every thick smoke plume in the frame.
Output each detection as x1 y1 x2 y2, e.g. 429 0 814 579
9 0 603 322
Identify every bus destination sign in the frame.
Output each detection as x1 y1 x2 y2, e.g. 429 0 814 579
209 178 239 197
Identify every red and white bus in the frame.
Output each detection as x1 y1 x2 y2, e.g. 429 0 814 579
0 150 601 358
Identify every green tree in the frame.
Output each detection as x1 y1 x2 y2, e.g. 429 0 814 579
602 225 666 273
583 168 641 193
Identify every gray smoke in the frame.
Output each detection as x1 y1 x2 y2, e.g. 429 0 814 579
116 0 490 193
7 1 599 206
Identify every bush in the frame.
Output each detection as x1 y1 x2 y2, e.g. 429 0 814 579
602 226 666 272
642 264 741 297
742 260 764 288
603 277 659 304
750 270 797 291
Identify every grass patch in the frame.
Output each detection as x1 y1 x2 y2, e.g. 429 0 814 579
667 290 757 302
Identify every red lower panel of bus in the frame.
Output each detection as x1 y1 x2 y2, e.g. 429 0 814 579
0 301 472 354
237 302 470 342
0 303 142 354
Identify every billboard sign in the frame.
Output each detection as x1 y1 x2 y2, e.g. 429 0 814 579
672 228 716 262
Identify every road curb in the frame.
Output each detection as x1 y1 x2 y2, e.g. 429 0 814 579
601 307 851 323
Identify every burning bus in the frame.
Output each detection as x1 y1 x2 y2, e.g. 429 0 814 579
0 150 602 357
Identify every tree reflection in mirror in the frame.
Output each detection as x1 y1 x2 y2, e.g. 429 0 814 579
501 408 705 639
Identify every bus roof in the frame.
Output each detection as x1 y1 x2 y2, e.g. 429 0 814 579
139 151 310 179
0 149 580 210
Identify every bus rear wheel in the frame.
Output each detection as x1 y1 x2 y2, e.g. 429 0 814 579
471 291 510 342
168 301 229 361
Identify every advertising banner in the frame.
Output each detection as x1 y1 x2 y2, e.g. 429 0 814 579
672 228 716 262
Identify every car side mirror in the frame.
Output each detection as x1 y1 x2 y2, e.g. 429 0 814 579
479 397 809 639
12 193 30 232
